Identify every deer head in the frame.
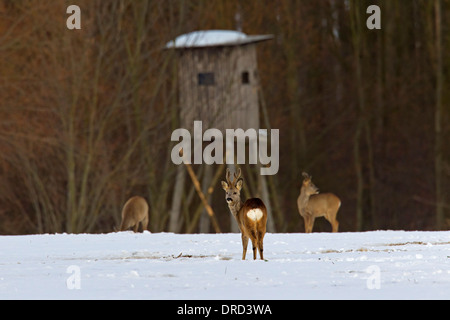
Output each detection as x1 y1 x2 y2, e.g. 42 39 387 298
221 168 243 205
301 172 319 196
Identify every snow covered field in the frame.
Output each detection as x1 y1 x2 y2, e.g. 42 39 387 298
0 230 448 300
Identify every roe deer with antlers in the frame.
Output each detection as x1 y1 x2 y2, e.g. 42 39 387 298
221 168 268 260
120 196 149 232
297 172 340 233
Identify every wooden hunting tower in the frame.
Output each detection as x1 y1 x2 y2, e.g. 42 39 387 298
166 30 274 233
166 30 273 131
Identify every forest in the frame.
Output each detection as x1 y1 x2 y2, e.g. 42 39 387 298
0 0 449 234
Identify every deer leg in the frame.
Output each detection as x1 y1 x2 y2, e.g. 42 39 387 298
251 237 258 260
257 235 264 260
303 216 310 233
307 217 315 233
141 216 149 232
325 214 339 233
247 229 258 260
310 217 316 233
241 234 249 260
133 223 139 233
304 216 314 233
332 219 339 232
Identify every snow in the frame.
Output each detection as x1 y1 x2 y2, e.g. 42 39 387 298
0 230 449 300
165 30 272 48
166 30 247 48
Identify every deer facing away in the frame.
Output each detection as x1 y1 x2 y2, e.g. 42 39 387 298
297 172 340 233
120 196 149 232
221 168 268 260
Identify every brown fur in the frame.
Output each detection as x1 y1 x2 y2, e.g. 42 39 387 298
222 168 268 260
119 196 149 232
297 172 340 233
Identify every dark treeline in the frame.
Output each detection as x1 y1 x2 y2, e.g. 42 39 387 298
0 0 449 234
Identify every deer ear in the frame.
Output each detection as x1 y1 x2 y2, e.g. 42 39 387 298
221 181 229 190
236 179 243 191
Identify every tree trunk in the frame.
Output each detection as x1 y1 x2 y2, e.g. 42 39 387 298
434 0 444 230
351 0 365 231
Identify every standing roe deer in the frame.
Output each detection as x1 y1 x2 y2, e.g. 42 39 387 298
120 196 149 232
297 172 340 233
221 168 268 260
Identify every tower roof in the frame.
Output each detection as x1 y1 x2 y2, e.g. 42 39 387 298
166 30 273 49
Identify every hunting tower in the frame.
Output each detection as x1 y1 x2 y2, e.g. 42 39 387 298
166 30 274 233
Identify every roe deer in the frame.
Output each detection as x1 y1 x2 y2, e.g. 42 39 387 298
120 196 149 232
221 168 267 260
297 172 340 233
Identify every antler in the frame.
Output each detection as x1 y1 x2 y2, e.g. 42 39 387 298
225 168 232 185
234 168 242 182
225 168 242 186
302 172 311 180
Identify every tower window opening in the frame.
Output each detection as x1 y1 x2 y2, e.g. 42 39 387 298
242 71 250 84
198 72 215 86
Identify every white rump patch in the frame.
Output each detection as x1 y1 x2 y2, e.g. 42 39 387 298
247 208 263 221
